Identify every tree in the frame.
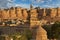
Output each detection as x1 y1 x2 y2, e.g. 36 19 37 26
43 25 52 39
51 21 60 39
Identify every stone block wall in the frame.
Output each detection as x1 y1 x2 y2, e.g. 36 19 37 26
0 7 60 23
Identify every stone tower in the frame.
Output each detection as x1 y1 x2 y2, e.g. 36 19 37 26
50 8 57 18
46 8 51 16
57 8 60 17
0 10 2 22
1 9 9 20
23 9 28 22
16 7 23 20
43 8 46 17
6 10 10 20
9 7 16 20
30 9 38 27
30 4 33 10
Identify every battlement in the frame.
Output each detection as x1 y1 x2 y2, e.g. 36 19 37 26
0 7 60 26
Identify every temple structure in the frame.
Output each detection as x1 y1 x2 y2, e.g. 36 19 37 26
0 5 60 40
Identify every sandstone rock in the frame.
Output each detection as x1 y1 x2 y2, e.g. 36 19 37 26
30 9 38 20
16 7 23 20
50 8 57 18
43 8 46 17
0 10 2 22
58 8 60 17
30 9 38 27
1 9 10 19
36 26 47 40
9 7 16 19
23 9 28 22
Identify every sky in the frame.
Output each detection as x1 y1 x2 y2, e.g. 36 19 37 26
0 0 60 8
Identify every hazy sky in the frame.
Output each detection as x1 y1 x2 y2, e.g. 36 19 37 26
0 0 60 8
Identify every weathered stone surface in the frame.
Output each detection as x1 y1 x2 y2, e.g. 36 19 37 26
30 9 38 27
9 7 16 19
0 7 60 40
50 8 57 18
16 7 23 20
30 21 40 27
7 10 10 19
1 9 9 19
0 7 60 21
0 10 2 18
58 8 60 17
0 10 2 22
36 26 47 40
30 9 38 18
23 9 28 22
43 8 46 17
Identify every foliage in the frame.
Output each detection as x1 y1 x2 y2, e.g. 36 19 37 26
23 28 32 40
7 28 32 40
43 25 52 39
0 36 5 40
51 21 60 39
43 21 60 39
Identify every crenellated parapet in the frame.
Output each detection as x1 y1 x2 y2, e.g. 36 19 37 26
0 7 60 24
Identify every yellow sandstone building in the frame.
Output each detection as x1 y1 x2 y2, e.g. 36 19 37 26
0 6 60 40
